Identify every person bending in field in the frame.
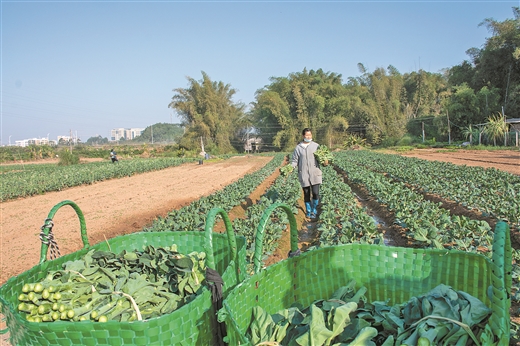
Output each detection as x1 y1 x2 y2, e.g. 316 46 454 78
291 128 322 219
110 149 119 163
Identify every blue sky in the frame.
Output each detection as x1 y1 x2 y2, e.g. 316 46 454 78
1 0 517 144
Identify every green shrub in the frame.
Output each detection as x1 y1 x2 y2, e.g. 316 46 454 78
343 134 367 148
394 146 415 152
414 144 429 149
57 150 79 166
396 134 415 146
380 137 399 147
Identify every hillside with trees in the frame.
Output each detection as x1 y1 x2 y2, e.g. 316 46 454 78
132 123 184 144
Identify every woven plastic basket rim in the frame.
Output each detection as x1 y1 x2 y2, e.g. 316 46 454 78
0 230 247 344
222 235 510 346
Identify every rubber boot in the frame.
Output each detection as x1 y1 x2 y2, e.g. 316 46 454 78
305 202 312 218
311 199 319 218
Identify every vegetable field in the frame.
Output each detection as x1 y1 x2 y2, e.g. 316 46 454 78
1 149 518 345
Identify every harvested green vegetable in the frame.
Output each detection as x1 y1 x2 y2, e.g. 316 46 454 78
280 165 294 177
314 145 333 166
245 281 492 345
17 244 207 322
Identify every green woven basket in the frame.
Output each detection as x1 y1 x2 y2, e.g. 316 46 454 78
221 221 511 345
0 200 247 345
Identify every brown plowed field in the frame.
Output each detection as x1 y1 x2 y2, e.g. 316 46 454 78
397 148 519 175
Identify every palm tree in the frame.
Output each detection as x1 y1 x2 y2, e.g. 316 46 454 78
461 125 475 144
483 113 508 146
169 72 245 153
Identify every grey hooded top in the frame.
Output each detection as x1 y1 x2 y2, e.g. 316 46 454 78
291 141 323 187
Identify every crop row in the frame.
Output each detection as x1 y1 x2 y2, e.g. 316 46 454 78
0 157 199 201
315 165 381 247
343 150 520 229
331 151 520 304
232 161 302 271
144 153 286 234
333 151 494 256
143 154 305 272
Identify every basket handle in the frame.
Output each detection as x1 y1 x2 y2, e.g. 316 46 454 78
204 208 238 274
0 315 7 334
493 221 512 295
39 200 90 264
489 221 512 336
253 203 299 274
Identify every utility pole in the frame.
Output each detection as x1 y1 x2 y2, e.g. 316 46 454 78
422 122 425 143
504 64 512 112
502 106 507 146
446 111 451 145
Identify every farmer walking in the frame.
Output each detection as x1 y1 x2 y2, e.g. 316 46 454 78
291 128 322 219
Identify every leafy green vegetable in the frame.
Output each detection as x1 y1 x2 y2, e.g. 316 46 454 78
17 245 207 322
314 146 334 166
244 282 492 346
280 164 294 177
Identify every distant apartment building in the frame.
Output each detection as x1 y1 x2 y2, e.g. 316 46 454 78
110 128 144 141
14 137 57 147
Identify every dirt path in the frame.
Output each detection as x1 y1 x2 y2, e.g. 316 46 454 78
0 156 272 286
396 148 519 175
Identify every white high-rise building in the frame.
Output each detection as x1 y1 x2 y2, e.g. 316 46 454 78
110 128 144 141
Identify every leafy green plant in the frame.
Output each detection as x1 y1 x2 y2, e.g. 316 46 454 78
245 282 491 345
57 150 79 166
334 151 498 254
279 164 294 177
145 153 286 233
1 156 199 201
316 165 381 247
343 134 367 148
314 145 334 165
17 245 206 322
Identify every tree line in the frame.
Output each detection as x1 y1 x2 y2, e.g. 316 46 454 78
166 7 519 153
87 8 518 153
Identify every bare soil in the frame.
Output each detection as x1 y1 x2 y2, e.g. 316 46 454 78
396 148 519 176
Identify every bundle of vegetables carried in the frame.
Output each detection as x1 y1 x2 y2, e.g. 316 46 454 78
246 280 492 346
314 145 333 166
279 164 294 177
17 244 207 323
